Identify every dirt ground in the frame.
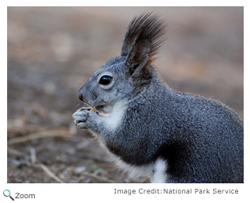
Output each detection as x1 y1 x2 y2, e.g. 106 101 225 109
7 7 243 183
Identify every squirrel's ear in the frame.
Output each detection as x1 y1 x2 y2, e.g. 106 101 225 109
121 13 166 76
125 40 151 76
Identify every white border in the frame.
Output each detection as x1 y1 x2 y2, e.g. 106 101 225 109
2 1 249 203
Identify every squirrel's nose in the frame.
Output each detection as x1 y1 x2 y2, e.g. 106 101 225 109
78 92 84 101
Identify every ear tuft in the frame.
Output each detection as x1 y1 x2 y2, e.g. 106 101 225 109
121 13 166 72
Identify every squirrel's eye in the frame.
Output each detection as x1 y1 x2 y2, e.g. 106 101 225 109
99 75 112 85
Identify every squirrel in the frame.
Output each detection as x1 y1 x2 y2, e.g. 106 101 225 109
72 13 243 183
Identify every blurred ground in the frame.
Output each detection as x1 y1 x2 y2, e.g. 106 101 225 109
7 7 243 183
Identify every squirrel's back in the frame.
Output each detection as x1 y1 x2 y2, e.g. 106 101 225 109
122 70 243 182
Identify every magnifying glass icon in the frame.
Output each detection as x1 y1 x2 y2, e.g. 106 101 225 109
3 189 14 201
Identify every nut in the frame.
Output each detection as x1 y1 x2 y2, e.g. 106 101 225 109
90 107 97 113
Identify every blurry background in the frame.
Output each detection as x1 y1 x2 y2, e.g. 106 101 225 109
7 7 243 183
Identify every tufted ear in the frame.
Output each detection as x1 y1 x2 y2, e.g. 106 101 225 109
121 13 166 77
125 40 151 76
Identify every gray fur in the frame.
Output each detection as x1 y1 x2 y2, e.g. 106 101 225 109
73 13 243 183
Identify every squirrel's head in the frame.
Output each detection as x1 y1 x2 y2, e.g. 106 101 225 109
78 13 166 113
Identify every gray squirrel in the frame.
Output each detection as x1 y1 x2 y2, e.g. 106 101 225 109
72 13 243 183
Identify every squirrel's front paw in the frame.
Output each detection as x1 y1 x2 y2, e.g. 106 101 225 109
72 107 93 129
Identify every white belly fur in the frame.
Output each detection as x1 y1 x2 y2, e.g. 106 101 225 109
107 150 168 183
90 102 168 183
152 158 168 183
100 102 127 132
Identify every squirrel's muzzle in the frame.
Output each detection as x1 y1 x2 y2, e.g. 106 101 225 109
78 92 84 101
